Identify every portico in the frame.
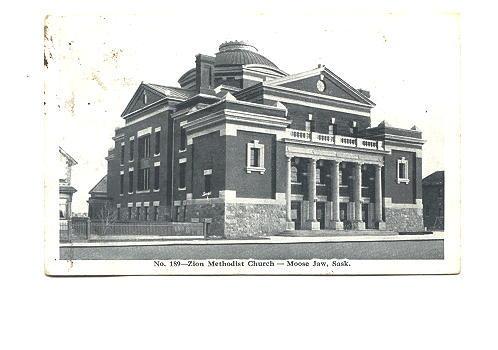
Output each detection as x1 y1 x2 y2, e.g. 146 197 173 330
284 140 387 231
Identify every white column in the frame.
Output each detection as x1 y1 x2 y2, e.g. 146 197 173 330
304 158 320 230
286 156 292 222
285 156 295 230
375 164 386 230
352 162 365 230
330 160 343 230
309 158 317 221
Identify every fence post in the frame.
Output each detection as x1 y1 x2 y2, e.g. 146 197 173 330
86 218 91 241
68 219 72 243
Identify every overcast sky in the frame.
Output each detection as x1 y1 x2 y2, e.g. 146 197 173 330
45 10 459 214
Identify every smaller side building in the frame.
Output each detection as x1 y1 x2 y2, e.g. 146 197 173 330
58 147 78 219
88 175 113 220
422 171 444 231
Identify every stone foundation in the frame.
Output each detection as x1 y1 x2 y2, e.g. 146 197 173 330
179 201 287 238
385 208 424 232
224 203 286 238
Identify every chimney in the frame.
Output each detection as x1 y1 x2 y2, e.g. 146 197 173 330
195 54 216 93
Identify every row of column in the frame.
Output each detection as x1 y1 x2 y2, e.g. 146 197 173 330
285 157 385 231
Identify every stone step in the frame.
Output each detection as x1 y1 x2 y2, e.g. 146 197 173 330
278 229 398 237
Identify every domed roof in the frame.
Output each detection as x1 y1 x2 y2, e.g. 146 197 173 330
214 41 280 70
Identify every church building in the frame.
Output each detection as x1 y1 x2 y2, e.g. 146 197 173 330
93 41 425 237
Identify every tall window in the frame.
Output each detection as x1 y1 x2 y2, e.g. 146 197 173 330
246 140 265 174
138 167 150 191
305 120 311 132
154 165 160 190
291 166 298 183
154 206 159 221
316 167 321 184
154 131 161 155
136 207 140 221
138 135 150 159
350 121 358 136
144 206 149 221
120 174 124 195
117 208 121 221
129 139 135 161
128 207 132 220
204 170 212 195
397 157 409 184
339 169 346 185
128 169 134 193
120 144 125 165
250 148 259 167
179 163 186 189
329 123 337 135
180 127 187 150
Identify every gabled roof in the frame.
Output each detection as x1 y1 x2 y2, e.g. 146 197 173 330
265 65 375 107
59 146 77 165
89 175 107 194
144 83 196 100
423 171 444 186
120 82 195 117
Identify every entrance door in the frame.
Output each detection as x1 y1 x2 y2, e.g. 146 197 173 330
316 202 326 229
362 204 369 229
291 201 301 230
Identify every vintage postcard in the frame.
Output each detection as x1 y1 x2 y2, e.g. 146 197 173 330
44 11 461 275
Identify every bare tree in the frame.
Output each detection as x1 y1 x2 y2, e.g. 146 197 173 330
95 201 117 236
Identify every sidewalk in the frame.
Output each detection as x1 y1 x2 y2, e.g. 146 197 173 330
60 231 445 248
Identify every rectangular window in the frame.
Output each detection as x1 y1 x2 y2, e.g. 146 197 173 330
129 139 135 161
128 207 132 220
179 163 186 189
128 170 134 193
329 123 337 135
291 166 298 183
136 207 140 221
154 165 160 190
339 170 346 185
120 174 124 195
204 174 212 194
246 141 265 174
155 131 161 155
180 127 187 150
397 157 410 184
350 121 358 136
138 135 150 159
305 120 311 132
138 167 150 191
144 206 149 221
117 208 121 221
250 148 259 167
120 144 125 165
154 206 159 221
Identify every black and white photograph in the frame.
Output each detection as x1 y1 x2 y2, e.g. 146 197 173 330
9 1 498 349
43 9 460 275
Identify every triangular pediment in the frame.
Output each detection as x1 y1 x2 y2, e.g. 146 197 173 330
120 83 165 117
265 66 375 106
